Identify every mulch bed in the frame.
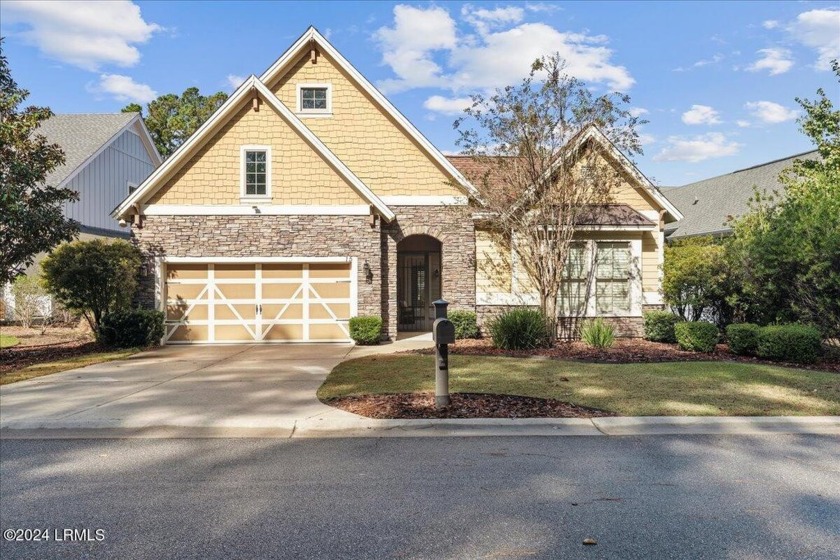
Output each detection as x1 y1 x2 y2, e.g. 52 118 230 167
410 338 840 374
0 339 100 376
326 392 616 419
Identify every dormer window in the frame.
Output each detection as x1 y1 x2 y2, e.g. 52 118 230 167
296 83 332 117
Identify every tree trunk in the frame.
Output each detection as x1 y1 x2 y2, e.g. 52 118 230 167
540 290 558 345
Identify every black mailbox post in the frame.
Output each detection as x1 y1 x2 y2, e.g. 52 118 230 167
432 299 453 408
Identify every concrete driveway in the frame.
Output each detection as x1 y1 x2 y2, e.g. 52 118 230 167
0 344 361 432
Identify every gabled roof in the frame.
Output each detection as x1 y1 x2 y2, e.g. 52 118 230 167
663 150 820 238
259 26 479 200
447 125 682 222
35 113 161 187
112 76 395 222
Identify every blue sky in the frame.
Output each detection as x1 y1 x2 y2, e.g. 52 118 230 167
2 1 838 185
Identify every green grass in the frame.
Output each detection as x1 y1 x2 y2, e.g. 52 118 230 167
319 355 840 416
0 348 139 385
0 334 20 348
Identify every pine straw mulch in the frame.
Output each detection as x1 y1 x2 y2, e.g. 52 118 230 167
325 392 616 419
410 338 840 374
0 338 100 376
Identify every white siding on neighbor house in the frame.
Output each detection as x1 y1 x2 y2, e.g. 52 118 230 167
63 128 156 234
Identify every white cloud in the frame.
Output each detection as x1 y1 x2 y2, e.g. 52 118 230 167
787 8 840 70
462 5 524 35
746 48 794 75
226 74 247 90
736 120 751 128
525 3 562 13
654 133 741 163
681 105 722 125
628 107 649 118
744 101 798 124
762 20 780 30
423 95 473 115
92 74 157 103
673 53 724 72
2 0 160 71
373 5 458 93
374 5 634 94
638 133 656 147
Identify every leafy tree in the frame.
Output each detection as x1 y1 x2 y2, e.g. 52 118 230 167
123 87 228 158
727 60 840 340
0 39 78 285
41 240 143 333
663 237 734 326
454 54 644 341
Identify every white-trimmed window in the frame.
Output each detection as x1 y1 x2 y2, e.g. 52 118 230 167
240 146 271 199
559 243 588 316
296 83 331 116
595 242 632 315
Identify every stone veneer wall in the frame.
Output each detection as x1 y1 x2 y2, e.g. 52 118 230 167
381 205 476 340
476 305 647 339
131 214 383 322
132 207 477 341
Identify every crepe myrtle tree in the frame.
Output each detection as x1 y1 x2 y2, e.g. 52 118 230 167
453 54 645 340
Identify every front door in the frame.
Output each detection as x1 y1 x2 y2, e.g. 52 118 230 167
397 252 441 331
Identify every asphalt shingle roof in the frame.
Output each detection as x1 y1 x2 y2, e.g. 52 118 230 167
34 113 138 187
662 150 820 239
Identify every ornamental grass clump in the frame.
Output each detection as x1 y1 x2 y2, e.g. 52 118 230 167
580 318 615 349
489 309 550 350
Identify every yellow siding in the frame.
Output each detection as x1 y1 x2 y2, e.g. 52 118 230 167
148 102 365 206
641 231 661 293
269 52 462 197
571 149 658 212
476 230 662 299
475 229 512 292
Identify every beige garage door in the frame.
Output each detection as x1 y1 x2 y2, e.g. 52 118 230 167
163 261 355 344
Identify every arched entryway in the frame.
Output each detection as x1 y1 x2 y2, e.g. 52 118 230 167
397 234 442 331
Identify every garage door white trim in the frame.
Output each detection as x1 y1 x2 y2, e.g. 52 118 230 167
156 257 358 344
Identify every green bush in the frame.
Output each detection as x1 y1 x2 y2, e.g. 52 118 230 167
726 323 761 356
448 310 479 339
41 239 142 332
580 318 615 349
98 309 164 348
644 311 680 343
756 324 822 364
489 308 550 350
674 321 719 352
349 315 382 345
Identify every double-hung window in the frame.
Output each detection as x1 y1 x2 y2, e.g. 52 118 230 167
595 242 632 315
241 146 271 199
559 243 588 316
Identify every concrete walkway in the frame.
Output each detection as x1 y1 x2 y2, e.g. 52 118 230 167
1 336 837 439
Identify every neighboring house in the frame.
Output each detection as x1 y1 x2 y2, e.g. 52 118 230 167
662 150 819 239
113 27 680 344
3 113 162 319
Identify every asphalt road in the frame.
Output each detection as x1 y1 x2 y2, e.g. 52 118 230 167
1 435 838 559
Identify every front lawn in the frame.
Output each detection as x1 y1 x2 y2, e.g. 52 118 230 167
319 354 840 416
0 334 19 348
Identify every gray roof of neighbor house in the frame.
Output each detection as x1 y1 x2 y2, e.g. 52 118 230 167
662 150 820 239
34 113 139 187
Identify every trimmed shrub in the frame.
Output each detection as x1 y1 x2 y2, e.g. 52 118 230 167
726 323 761 356
580 318 615 349
489 308 550 350
674 321 719 352
644 311 680 343
349 315 382 345
98 309 164 348
756 324 822 364
448 310 479 339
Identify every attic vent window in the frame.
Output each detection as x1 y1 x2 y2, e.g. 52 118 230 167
297 83 332 117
